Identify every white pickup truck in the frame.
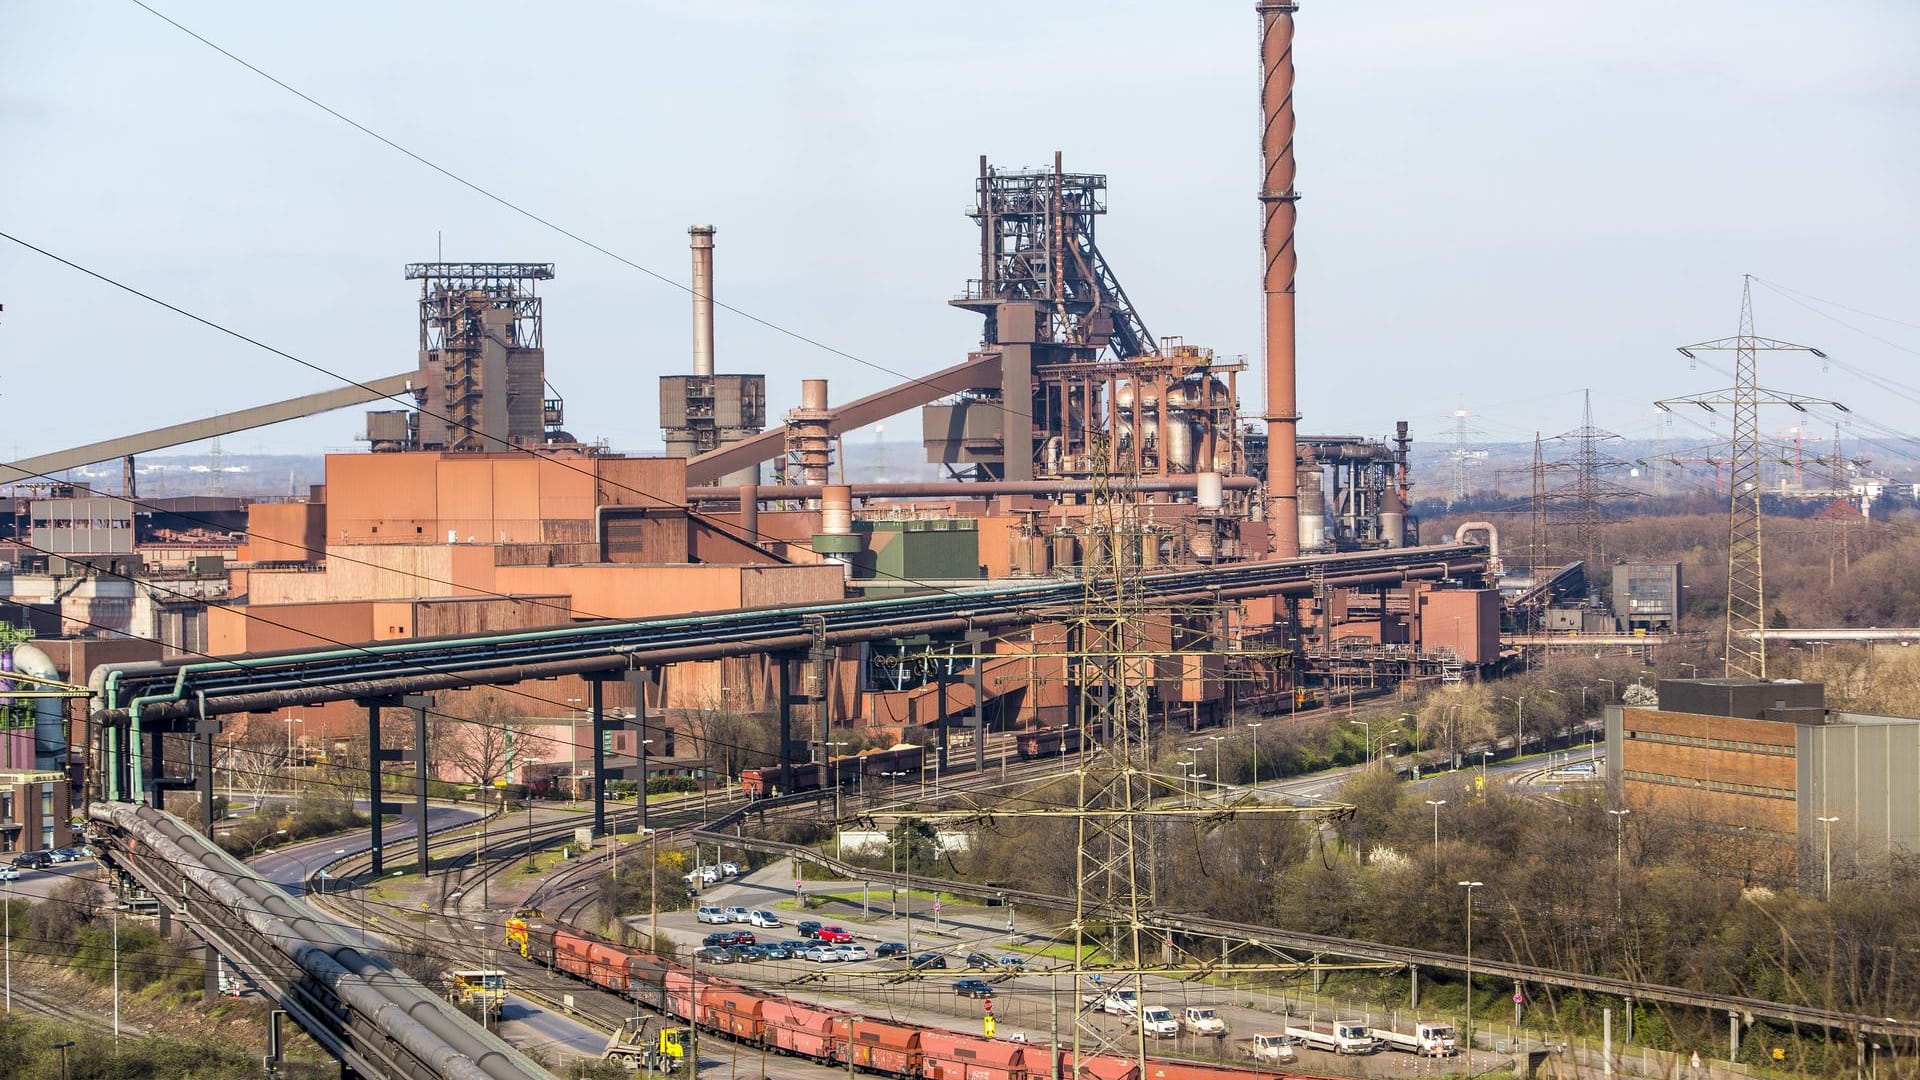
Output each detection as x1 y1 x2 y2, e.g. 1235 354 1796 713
1236 1034 1299 1065
1181 1007 1227 1037
1134 1005 1180 1039
1283 1020 1379 1055
1083 989 1140 1017
1378 1021 1457 1057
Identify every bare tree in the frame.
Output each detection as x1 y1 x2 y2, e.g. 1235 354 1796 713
431 688 517 787
223 713 292 804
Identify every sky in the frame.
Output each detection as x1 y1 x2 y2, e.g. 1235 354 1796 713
2 1 1917 471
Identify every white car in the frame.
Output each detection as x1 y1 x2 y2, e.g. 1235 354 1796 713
696 906 729 924
749 910 782 929
1137 1005 1180 1039
0 866 16 882
719 861 741 876
835 944 869 962
804 945 842 962
698 866 721 884
724 906 752 923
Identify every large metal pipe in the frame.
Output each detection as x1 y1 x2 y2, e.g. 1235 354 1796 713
1258 2 1301 557
690 225 716 378
690 475 1261 503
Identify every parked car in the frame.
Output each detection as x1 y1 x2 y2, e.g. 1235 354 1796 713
692 946 735 964
10 851 52 870
696 906 729 924
965 952 996 969
749 910 782 929
911 953 949 970
724 906 751 923
953 979 995 999
874 942 908 960
45 848 76 864
835 944 869 962
54 847 86 863
753 943 794 960
796 920 823 938
719 861 741 876
0 866 17 882
804 945 842 963
726 944 759 961
814 926 854 944
697 865 721 884
785 940 816 954
996 955 1028 970
703 932 737 948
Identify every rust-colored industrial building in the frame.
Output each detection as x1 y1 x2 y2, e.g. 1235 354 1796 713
1606 679 1920 886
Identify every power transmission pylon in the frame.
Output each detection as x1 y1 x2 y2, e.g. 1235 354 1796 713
1549 390 1638 571
1658 276 1843 679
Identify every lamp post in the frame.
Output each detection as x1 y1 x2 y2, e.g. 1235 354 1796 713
1425 799 1446 866
1401 712 1416 755
566 696 583 806
1498 695 1526 758
1179 755 1200 808
827 741 849 823
635 737 653 836
1608 808 1630 906
283 713 304 778
1246 722 1263 792
1348 718 1370 767
1598 678 1617 702
1208 735 1226 794
524 758 542 871
1817 816 1840 899
1459 881 1483 1071
1479 750 1493 791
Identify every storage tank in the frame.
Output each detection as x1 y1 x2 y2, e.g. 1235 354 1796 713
1379 485 1407 548
1297 465 1327 549
1196 471 1225 510
7 643 64 771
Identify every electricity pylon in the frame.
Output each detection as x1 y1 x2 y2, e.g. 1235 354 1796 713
1658 276 1842 679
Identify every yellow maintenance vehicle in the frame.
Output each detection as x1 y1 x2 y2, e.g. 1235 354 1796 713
604 1017 691 1073
446 970 507 1021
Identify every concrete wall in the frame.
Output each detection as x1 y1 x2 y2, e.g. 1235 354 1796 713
239 501 326 564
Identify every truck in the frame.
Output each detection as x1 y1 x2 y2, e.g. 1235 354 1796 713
603 1018 691 1073
1377 1021 1457 1057
1181 1006 1228 1037
1236 1034 1299 1065
1134 1005 1180 1039
1282 1020 1378 1055
446 970 506 1021
1083 988 1140 1016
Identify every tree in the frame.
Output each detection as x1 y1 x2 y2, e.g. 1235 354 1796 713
689 699 778 782
431 688 517 787
222 713 292 804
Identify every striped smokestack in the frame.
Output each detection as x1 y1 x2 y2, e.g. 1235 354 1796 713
1258 2 1301 557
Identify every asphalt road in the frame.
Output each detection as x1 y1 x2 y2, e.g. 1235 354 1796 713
1 857 102 900
247 803 482 892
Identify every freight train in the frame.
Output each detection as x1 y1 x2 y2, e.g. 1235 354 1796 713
504 912 1337 1080
740 744 926 798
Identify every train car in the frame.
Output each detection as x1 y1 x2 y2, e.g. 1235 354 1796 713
1143 1058 1334 1080
760 999 846 1061
851 1017 921 1075
587 939 636 994
627 952 676 1014
741 762 826 798
506 910 556 962
704 984 771 1043
921 1028 1037 1080
552 927 599 983
1018 725 1083 760
1061 1051 1143 1080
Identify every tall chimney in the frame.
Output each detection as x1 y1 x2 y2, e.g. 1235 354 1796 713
690 225 716 377
1258 3 1301 557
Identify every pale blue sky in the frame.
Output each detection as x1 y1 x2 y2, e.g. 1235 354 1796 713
2 2 1915 468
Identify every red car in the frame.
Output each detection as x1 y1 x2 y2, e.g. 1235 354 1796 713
814 926 854 944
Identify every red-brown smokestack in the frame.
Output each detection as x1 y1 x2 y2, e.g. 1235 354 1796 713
1258 2 1300 557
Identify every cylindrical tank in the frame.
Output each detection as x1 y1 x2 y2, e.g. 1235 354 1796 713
11 644 65 772
1165 422 1197 472
1050 530 1079 569
820 485 853 535
800 379 829 412
1297 466 1327 550
1380 485 1407 549
1196 471 1225 509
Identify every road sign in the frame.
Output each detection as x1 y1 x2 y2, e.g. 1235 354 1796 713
1514 991 1524 1004
983 999 993 1014
984 1016 997 1039
933 901 942 913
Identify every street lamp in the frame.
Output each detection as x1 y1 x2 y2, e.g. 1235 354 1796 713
1817 816 1840 900
523 758 542 871
1208 735 1226 794
1497 695 1526 758
1424 799 1447 866
1246 722 1264 792
1348 718 1371 766
283 713 305 777
1608 808 1631 906
827 741 849 823
566 696 583 807
1459 881 1483 1068
1479 750 1493 791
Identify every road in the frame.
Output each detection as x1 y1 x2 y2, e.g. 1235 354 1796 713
248 802 483 892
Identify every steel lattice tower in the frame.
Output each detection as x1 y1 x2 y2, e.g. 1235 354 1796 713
1659 276 1839 679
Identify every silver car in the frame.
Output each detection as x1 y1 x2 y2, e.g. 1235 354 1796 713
804 945 842 963
835 944 869 962
725 906 752 922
